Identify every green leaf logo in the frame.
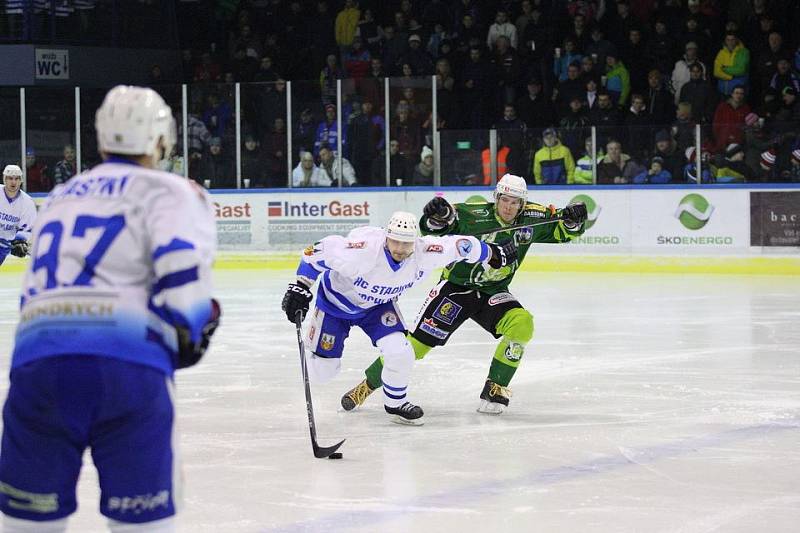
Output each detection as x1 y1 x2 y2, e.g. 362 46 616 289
569 194 600 230
675 194 714 230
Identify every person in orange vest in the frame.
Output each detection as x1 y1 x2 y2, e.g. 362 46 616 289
481 145 509 184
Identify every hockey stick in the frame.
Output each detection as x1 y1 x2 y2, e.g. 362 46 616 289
294 311 345 459
473 216 565 237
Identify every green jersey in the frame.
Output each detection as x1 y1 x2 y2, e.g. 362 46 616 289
419 198 585 294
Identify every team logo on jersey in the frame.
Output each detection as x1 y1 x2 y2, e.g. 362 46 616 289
425 244 443 253
420 318 448 339
320 333 336 351
515 227 533 244
488 293 516 306
456 238 473 257
346 241 366 249
432 298 462 325
471 208 490 217
380 312 399 327
504 342 524 362
428 287 439 299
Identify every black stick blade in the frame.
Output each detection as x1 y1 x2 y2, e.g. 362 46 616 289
313 438 346 458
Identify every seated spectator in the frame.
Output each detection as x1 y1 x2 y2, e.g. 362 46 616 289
712 85 750 151
318 145 357 186
516 78 552 129
202 92 233 139
768 58 800 97
633 156 672 184
672 42 707 105
574 136 602 185
715 143 753 182
193 52 221 83
398 33 434 75
585 27 614 69
555 62 585 115
241 134 268 187
683 146 713 183
372 139 413 185
254 56 280 83
589 91 622 146
605 48 631 108
653 129 686 181
597 140 643 184
757 147 779 182
494 103 527 133
774 87 800 124
197 137 234 189
554 38 583 82
314 104 346 158
714 33 750 96
580 55 600 82
679 63 718 124
412 146 435 185
24 148 50 192
53 144 77 185
781 148 800 182
292 151 330 187
263 118 287 184
533 128 575 184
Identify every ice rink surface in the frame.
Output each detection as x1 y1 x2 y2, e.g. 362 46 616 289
0 268 799 533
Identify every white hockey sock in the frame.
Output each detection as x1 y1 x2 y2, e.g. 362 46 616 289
2 515 68 533
108 516 175 532
376 332 414 408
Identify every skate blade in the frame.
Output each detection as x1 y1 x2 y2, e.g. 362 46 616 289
477 400 505 415
390 415 424 426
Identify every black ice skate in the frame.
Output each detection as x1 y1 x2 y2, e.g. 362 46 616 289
341 379 378 411
478 379 512 414
384 402 424 426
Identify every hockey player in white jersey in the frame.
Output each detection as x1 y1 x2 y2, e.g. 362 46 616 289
281 211 517 425
0 86 220 533
0 164 37 265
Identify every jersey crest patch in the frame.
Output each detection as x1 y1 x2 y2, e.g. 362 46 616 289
515 227 533 244
456 238 473 257
425 244 443 253
320 333 336 351
381 312 399 327
432 298 462 325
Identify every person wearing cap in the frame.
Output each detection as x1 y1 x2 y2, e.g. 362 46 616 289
758 148 778 180
0 164 36 265
714 33 750 96
197 136 234 188
313 103 346 158
672 41 707 105
633 156 672 184
241 134 268 188
712 85 751 151
533 128 576 184
605 48 630 106
683 146 713 183
715 143 753 182
412 145 435 185
397 33 434 75
653 129 686 181
784 148 800 182
23 147 51 192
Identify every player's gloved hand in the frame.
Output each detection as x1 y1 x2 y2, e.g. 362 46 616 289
487 240 518 269
282 282 313 323
561 202 588 226
423 196 455 226
175 298 221 369
9 239 30 258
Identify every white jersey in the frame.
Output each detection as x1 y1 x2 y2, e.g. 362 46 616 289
12 159 216 376
297 226 490 318
0 188 37 250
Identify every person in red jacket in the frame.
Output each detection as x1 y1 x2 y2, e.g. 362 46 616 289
23 147 51 192
712 85 751 151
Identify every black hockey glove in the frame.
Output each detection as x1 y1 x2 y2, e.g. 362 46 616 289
423 196 456 228
487 240 518 269
282 282 313 323
9 239 30 258
561 202 588 226
175 298 221 369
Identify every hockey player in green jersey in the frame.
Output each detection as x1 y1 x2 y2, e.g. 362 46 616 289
340 173 588 414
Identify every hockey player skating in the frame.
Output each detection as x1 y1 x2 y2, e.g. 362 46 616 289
341 174 588 414
0 164 37 265
281 211 518 425
0 86 220 533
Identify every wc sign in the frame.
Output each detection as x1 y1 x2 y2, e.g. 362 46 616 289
35 49 69 80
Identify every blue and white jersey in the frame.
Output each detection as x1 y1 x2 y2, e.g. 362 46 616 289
297 226 490 318
0 188 37 252
12 159 216 376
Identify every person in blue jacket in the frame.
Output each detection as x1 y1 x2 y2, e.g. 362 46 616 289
633 156 672 183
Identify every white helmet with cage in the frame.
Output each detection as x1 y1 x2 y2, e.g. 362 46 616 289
494 173 528 204
3 165 22 178
95 85 176 160
385 211 419 243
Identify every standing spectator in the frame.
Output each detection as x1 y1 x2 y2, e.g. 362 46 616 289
343 36 371 79
358 8 383 54
202 92 232 139
585 27 614 70
263 117 287 183
672 42 707 105
412 145 435 185
653 129 686 181
553 38 583 82
774 87 800 124
230 46 258 82
292 150 330 187
516 78 552 129
515 1 535 39
371 139 412 185
679 16 712 64
318 145 357 186
581 55 601 82
492 36 522 108
398 33 434 75
434 58 457 124
621 28 649 95
560 96 591 156
53 144 77 185
193 52 221 83
532 128 576 184
23 148 50 192
335 0 360 49
604 0 642 49
568 13 591 51
672 102 696 151
197 137 234 188
645 69 674 127
597 139 643 184
584 77 600 112
241 134 269 188
313 104 346 158
293 108 316 159
391 103 421 160
309 1 337 67
486 10 517 50
254 56 280 83
645 19 677 76
605 49 631 107
494 103 527 133
320 54 343 107
625 93 651 159
755 32 786 99
712 85 751 151
554 62 585 115
680 63 718 123
589 92 623 146
349 99 384 185
460 47 492 128
713 33 751 96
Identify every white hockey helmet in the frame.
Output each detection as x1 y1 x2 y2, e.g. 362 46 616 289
95 85 176 159
3 164 22 178
385 211 419 243
494 173 528 204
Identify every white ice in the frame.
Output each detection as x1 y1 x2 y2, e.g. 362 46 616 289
0 269 799 533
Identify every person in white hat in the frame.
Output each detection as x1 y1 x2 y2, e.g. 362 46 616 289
281 211 517 425
0 164 37 265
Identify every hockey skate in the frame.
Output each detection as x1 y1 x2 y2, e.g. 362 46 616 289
477 379 512 414
385 402 424 426
341 379 377 411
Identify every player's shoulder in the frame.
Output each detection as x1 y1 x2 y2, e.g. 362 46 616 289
339 226 385 251
521 201 555 219
455 199 494 221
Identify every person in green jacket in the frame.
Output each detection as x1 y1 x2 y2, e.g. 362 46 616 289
605 50 631 107
713 33 750 96
574 136 603 185
340 174 588 414
533 128 576 184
